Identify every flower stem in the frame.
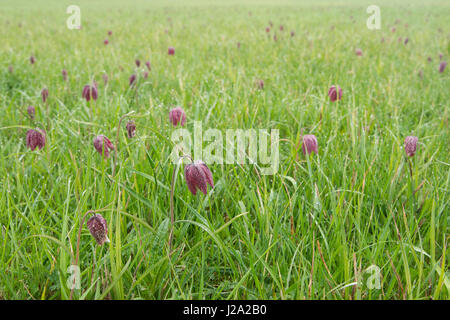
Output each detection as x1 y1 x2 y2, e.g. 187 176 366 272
113 111 135 176
168 155 192 256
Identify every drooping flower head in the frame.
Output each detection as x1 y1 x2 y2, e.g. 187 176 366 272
168 47 175 55
104 39 109 45
126 121 136 138
184 160 214 195
404 37 409 45
404 136 418 157
86 214 110 245
41 88 49 103
290 31 295 37
30 56 35 64
265 27 270 33
439 61 447 73
27 106 35 120
26 128 46 151
256 79 264 89
108 30 112 36
279 25 284 31
143 71 149 79
82 84 98 102
355 48 363 56
145 61 151 70
328 85 342 102
135 59 141 67
62 69 68 81
301 134 318 155
8 65 13 73
169 107 186 127
93 135 114 158
129 74 137 86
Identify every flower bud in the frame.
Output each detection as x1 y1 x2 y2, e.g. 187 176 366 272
26 128 46 151
301 134 318 155
135 59 141 67
86 214 110 245
169 107 186 127
126 121 136 138
404 136 418 157
184 161 214 195
328 85 342 102
93 135 114 158
62 69 68 81
30 56 35 64
439 61 447 73
41 88 49 103
27 106 35 120
256 79 264 89
129 74 137 86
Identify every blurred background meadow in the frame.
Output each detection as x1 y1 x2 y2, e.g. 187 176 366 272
0 0 448 299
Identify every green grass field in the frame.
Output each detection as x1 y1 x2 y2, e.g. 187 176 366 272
0 0 448 300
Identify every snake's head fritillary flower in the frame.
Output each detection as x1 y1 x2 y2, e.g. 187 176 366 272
279 25 284 31
27 106 35 120
129 74 137 86
439 61 447 73
87 214 110 246
41 88 49 103
26 128 46 151
237 42 241 49
404 38 409 45
145 61 151 70
290 31 295 37
30 56 35 64
265 27 270 33
62 69 68 81
93 135 114 158
256 79 264 89
135 59 141 67
143 71 149 79
82 84 98 101
184 161 214 195
168 47 175 55
169 107 186 127
8 65 13 73
126 121 136 138
404 136 418 157
391 27 396 33
104 39 109 45
328 85 342 102
108 30 112 36
355 48 363 56
301 134 318 155
427 56 432 63
439 53 443 60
